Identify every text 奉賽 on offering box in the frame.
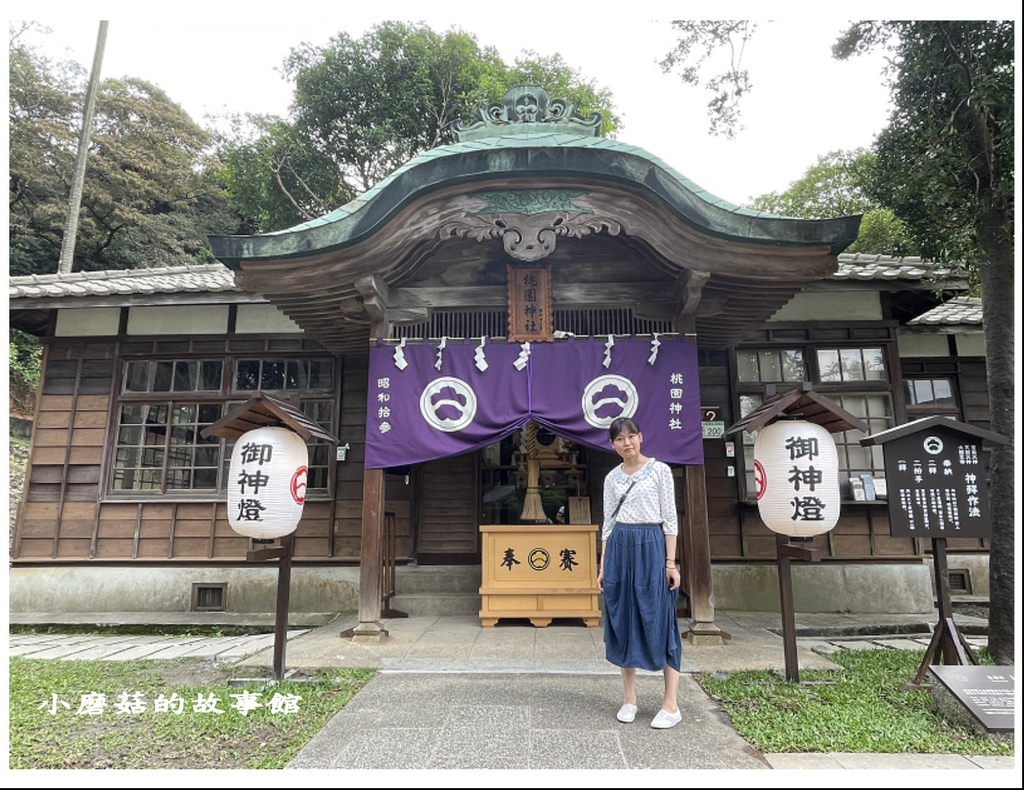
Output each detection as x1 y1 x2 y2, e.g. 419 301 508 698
479 524 601 627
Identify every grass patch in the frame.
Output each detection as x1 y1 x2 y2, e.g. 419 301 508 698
9 656 374 769
697 648 1012 755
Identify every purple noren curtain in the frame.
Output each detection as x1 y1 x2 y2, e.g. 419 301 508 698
364 337 703 468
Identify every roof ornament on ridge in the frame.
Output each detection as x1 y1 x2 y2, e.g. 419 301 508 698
454 85 602 142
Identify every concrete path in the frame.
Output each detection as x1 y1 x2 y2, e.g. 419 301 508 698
287 671 769 770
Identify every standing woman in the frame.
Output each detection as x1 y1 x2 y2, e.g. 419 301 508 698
598 416 683 729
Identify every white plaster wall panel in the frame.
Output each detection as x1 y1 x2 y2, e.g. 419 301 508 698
54 308 121 336
768 291 883 322
126 305 229 335
897 333 950 358
954 333 986 357
235 304 302 333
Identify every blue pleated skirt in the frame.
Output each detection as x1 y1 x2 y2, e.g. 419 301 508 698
602 523 682 672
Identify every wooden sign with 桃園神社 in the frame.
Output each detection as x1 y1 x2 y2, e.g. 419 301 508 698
507 264 552 343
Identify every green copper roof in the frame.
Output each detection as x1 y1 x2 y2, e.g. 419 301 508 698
210 131 860 265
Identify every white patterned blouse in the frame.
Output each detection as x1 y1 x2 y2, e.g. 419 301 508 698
600 458 679 541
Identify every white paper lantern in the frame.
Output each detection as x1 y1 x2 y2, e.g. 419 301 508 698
754 420 840 537
227 426 308 539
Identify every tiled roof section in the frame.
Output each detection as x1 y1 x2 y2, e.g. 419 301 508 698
9 264 239 300
907 297 983 326
11 256 972 302
832 254 966 281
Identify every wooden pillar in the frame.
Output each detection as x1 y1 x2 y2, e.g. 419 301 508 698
909 537 978 686
775 533 800 682
355 466 386 639
684 463 722 644
272 534 294 681
354 275 392 641
676 309 722 645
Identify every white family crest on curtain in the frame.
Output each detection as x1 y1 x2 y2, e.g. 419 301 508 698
227 426 308 539
754 420 840 537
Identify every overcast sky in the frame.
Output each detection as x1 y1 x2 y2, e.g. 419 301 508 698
14 1 1016 207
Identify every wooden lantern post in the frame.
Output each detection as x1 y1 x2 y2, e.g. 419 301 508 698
726 384 868 682
201 394 340 680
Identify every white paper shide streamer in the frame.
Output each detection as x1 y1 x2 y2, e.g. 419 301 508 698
435 337 448 371
603 335 614 368
513 342 532 371
474 337 489 371
648 333 661 365
227 427 308 539
393 337 408 371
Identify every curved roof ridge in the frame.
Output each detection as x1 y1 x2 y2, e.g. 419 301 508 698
211 132 862 263
263 133 772 239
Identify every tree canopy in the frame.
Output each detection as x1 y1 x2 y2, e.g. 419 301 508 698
219 21 620 234
836 21 1014 664
662 19 1015 664
747 149 917 256
659 20 756 139
834 22 1014 267
9 23 243 276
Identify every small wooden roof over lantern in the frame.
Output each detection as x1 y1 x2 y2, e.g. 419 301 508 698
201 394 340 444
724 382 869 436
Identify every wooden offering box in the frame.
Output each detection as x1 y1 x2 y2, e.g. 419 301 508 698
479 524 601 627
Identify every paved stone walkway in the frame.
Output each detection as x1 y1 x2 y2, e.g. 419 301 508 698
9 613 1013 773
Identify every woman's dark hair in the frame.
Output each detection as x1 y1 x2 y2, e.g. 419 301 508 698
608 417 642 442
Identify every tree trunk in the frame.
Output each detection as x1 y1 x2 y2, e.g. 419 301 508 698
977 207 1015 665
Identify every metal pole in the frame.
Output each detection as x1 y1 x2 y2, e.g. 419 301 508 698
59 21 108 274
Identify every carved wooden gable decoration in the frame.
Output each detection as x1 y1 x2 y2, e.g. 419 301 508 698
439 189 621 263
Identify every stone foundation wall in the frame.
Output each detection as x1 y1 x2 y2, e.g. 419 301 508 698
9 565 360 614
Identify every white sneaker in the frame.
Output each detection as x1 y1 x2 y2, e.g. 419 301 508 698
616 703 637 723
650 709 682 729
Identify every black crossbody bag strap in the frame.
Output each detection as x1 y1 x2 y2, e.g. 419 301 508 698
609 479 638 521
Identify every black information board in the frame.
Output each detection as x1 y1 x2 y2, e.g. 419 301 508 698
880 424 990 538
930 664 1015 732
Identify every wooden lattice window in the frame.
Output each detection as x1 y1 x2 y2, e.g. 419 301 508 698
111 354 337 497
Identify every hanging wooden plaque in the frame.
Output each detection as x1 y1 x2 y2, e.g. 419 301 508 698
507 264 553 342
